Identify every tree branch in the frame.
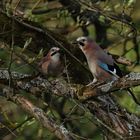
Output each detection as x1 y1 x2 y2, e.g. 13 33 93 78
1 88 74 140
1 70 140 138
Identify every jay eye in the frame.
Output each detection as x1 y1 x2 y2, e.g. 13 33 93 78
51 49 55 52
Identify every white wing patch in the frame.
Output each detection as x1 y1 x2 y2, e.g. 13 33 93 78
108 68 119 78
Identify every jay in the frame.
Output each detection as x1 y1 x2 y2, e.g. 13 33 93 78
39 47 64 77
76 36 122 85
76 36 140 105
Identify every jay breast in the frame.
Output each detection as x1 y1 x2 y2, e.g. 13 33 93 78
87 57 116 82
47 61 64 77
88 61 96 76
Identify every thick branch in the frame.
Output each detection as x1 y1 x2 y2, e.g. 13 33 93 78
2 88 74 140
79 72 140 100
0 70 140 100
0 71 140 138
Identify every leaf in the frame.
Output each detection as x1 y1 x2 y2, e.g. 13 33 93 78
21 38 32 53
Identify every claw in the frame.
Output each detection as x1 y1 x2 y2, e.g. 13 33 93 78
86 78 97 87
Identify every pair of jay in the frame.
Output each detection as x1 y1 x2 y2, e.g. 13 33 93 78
39 37 140 105
39 36 122 85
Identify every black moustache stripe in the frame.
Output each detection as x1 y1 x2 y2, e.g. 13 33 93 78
51 51 58 56
79 42 84 46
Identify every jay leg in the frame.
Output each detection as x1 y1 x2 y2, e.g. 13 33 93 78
86 77 97 86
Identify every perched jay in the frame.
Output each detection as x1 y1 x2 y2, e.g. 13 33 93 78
39 47 64 77
76 36 122 85
75 36 140 105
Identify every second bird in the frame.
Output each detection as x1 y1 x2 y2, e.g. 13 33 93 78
39 47 64 77
76 36 122 85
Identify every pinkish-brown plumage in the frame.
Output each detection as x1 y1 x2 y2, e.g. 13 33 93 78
39 47 64 77
76 36 122 85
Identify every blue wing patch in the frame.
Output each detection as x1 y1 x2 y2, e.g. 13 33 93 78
98 61 122 78
98 62 109 72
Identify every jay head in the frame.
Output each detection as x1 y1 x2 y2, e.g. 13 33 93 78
76 36 98 53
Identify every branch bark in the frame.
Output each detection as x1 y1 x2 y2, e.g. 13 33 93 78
2 88 74 140
1 70 140 139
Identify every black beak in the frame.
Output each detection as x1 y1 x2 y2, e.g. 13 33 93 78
73 40 84 47
57 49 61 53
72 41 78 45
72 40 85 46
